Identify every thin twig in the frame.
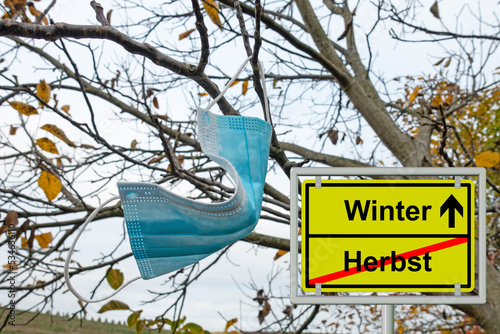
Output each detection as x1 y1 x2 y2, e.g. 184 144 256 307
90 1 110 26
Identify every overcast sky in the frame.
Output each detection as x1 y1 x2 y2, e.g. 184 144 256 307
2 0 499 332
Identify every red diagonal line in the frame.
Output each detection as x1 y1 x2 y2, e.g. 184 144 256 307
309 237 468 285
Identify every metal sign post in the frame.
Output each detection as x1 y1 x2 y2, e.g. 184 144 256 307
382 305 394 334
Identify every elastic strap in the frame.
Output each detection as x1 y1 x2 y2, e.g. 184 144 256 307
204 56 271 124
64 196 141 303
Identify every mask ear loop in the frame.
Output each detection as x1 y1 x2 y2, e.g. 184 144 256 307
64 196 141 303
204 56 271 124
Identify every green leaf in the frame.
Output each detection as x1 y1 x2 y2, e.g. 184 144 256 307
97 300 130 313
183 322 204 334
127 310 142 328
170 317 186 331
136 319 146 334
106 268 124 290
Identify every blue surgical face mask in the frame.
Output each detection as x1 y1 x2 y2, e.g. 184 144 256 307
64 56 272 303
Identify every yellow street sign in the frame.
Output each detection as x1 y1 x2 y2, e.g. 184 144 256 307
301 179 475 293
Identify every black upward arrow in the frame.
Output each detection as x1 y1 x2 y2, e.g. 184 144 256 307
440 195 463 228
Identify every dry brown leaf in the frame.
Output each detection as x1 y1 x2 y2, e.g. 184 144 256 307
148 154 166 165
61 105 71 116
9 101 38 115
242 80 249 96
40 124 76 147
0 210 18 234
444 57 452 68
153 96 159 109
434 58 445 66
35 232 53 249
167 155 185 170
475 151 500 167
3 263 18 271
202 0 222 30
9 125 17 135
131 139 138 149
38 170 62 201
327 129 339 145
9 0 26 10
36 79 51 107
430 1 440 19
106 9 112 24
258 301 271 324
36 137 59 154
179 28 196 40
356 136 363 145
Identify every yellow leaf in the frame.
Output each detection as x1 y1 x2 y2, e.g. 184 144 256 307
179 28 196 40
242 80 249 96
408 86 421 103
224 318 238 334
36 137 59 154
431 94 442 107
21 236 29 248
1 11 14 19
475 151 500 167
35 232 53 249
202 0 222 30
229 80 240 88
127 310 142 328
41 124 76 147
36 79 51 108
28 2 47 24
38 170 62 201
131 139 138 149
61 105 71 116
106 268 124 290
9 101 38 115
199 92 209 96
97 300 130 313
443 94 454 106
273 250 288 261
3 263 18 271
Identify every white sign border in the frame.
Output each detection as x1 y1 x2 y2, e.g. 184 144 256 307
290 167 486 305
